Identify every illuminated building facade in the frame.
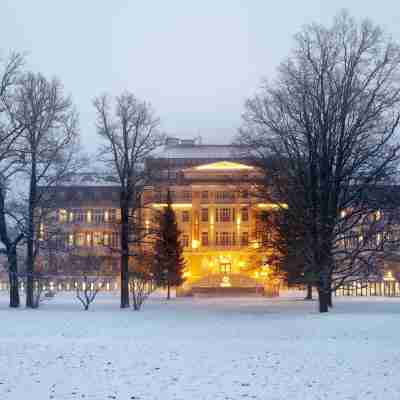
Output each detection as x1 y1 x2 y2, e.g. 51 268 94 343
39 138 283 295
144 138 282 296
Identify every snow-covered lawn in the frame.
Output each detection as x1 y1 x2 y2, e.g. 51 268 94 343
1 291 399 400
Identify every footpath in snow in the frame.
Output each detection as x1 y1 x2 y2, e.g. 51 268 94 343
0 291 399 400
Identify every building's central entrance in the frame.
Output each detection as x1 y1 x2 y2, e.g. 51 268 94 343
220 262 232 274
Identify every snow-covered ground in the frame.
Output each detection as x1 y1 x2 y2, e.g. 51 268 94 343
1 291 399 400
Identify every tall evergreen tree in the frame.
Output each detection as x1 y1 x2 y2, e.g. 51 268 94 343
152 190 185 299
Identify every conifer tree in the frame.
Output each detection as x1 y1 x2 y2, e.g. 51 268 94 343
152 190 185 299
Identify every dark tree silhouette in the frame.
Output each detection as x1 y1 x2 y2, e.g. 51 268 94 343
94 92 162 308
237 12 400 312
152 190 185 300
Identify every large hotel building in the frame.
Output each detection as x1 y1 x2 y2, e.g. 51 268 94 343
41 138 283 296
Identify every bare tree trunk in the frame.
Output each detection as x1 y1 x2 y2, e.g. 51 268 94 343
305 283 313 300
327 282 333 308
318 269 330 313
120 205 130 308
318 288 329 313
26 157 36 309
8 248 19 308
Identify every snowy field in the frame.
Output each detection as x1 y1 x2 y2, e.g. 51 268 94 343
1 291 400 400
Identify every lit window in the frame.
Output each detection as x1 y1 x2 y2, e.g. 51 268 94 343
111 232 119 247
76 233 85 246
93 232 103 246
183 191 191 201
216 208 232 222
93 209 105 224
201 191 209 201
241 207 249 222
182 234 189 248
241 232 249 246
216 232 233 246
86 210 92 223
59 209 67 223
201 208 208 222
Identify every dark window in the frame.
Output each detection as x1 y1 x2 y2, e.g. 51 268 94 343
241 232 249 246
241 207 249 222
201 232 208 246
182 211 190 223
182 234 189 248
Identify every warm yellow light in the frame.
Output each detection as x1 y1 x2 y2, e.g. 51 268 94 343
238 261 245 268
192 239 200 249
152 203 192 209
39 223 44 240
252 242 260 249
220 276 232 287
183 270 191 278
59 209 67 223
87 210 92 223
237 218 241 225
257 203 288 210
104 210 109 222
194 161 254 171
384 271 395 281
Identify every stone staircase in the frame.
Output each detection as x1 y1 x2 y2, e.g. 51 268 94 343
190 274 265 297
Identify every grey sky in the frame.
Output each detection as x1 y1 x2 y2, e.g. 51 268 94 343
2 1 400 152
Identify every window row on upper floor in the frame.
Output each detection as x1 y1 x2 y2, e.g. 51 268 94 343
47 231 120 248
151 189 250 203
58 208 119 224
178 207 249 223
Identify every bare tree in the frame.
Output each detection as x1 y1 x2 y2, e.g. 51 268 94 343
76 275 102 311
12 72 81 308
94 92 162 308
129 249 154 310
0 52 25 307
237 11 400 312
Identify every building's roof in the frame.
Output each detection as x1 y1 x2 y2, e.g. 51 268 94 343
152 144 240 159
55 172 119 187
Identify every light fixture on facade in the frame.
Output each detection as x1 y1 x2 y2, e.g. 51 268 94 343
257 203 288 210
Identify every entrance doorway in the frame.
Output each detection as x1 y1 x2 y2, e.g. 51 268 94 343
220 263 231 274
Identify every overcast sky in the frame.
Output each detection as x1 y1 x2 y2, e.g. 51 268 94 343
1 1 400 152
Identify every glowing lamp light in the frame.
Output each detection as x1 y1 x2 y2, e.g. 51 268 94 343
192 239 200 249
152 203 192 209
384 271 395 281
220 276 232 287
257 203 288 210
194 161 254 171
